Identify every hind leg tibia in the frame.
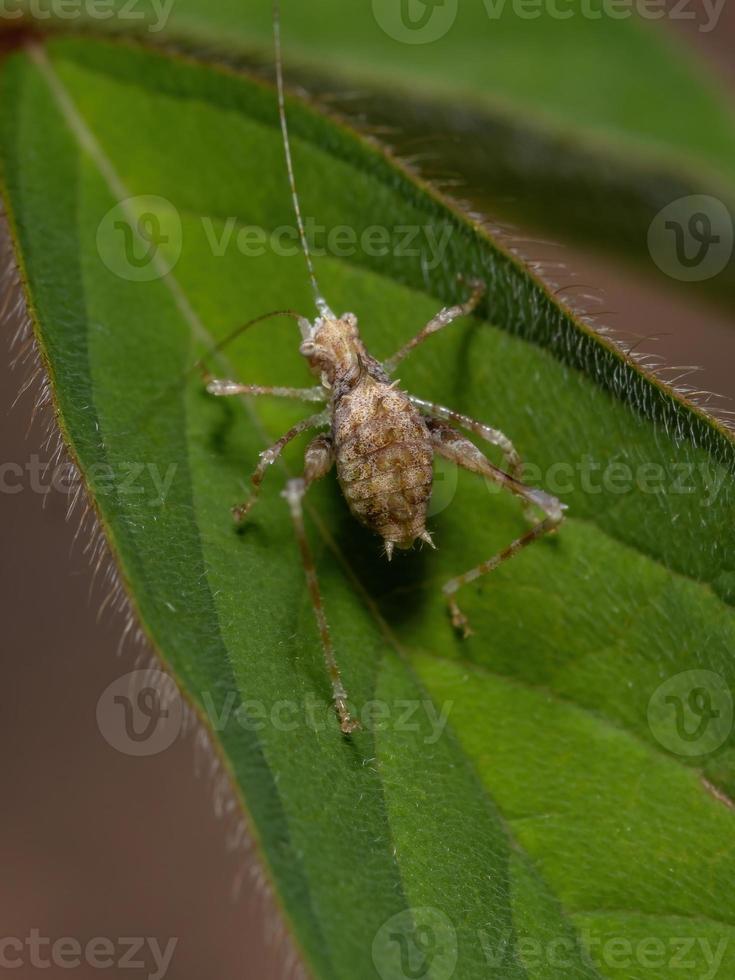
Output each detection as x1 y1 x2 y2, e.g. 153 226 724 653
428 418 565 637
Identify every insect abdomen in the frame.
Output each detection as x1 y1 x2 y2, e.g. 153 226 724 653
333 376 433 548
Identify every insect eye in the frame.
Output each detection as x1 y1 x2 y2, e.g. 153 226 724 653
300 341 316 357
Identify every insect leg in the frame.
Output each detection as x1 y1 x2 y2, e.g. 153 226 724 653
231 411 328 523
282 435 360 735
200 359 325 403
428 419 565 638
206 379 325 402
384 277 486 373
412 397 523 482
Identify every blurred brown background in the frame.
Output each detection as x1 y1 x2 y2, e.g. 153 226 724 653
1 7 735 979
0 347 287 975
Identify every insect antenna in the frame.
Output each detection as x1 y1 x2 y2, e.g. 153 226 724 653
196 309 304 368
273 0 333 319
120 307 302 435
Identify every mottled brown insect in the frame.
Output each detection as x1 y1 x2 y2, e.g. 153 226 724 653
202 2 565 733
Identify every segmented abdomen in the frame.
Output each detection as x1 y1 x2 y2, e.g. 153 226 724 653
333 376 433 547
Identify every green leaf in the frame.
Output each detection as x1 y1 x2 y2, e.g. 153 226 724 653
168 0 735 185
2 36 735 979
6 0 735 300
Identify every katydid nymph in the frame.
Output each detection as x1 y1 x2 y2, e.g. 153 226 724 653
201 1 566 734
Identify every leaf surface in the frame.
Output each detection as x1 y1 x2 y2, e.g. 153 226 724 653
7 0 735 299
1 37 735 979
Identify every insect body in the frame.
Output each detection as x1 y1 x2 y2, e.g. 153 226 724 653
202 2 565 733
305 314 434 556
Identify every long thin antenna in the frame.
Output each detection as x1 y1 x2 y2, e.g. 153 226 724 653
197 309 303 364
273 0 332 318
